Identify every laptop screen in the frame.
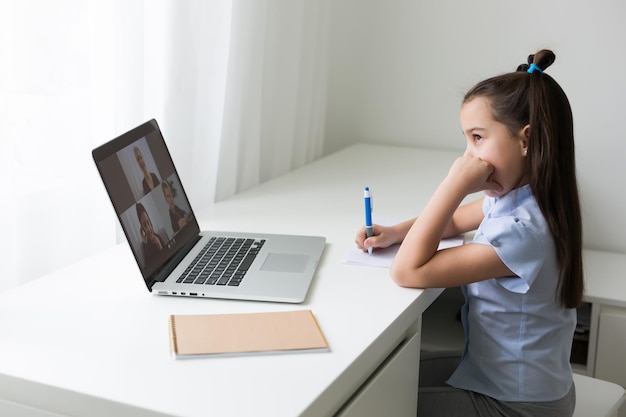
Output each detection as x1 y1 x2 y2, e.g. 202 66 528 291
93 120 199 286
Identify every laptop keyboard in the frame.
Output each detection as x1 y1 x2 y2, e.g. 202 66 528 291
176 237 265 286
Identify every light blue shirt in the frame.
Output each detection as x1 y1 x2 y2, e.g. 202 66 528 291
447 185 576 402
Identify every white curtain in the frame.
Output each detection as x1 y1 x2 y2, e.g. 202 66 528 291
216 0 328 200
0 0 329 291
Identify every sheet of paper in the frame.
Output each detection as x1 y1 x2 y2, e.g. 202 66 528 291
343 236 464 269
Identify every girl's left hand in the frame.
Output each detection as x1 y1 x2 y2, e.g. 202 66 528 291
446 155 502 195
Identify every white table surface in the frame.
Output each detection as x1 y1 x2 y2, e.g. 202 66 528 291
0 144 463 417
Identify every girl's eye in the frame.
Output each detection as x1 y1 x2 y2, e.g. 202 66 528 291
473 134 483 142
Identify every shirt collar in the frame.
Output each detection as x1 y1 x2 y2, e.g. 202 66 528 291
489 184 533 217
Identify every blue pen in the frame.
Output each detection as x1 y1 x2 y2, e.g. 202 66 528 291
364 187 373 254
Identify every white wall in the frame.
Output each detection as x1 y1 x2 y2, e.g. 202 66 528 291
325 0 626 253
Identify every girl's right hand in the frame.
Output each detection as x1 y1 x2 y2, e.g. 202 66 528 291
355 224 403 253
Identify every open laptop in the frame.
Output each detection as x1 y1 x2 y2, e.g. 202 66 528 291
92 119 325 303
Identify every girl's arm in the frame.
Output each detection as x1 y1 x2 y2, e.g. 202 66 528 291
442 197 484 238
355 191 484 252
390 156 513 288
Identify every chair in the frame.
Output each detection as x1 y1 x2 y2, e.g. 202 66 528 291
573 373 625 417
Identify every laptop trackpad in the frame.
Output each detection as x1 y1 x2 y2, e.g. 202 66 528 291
261 253 309 273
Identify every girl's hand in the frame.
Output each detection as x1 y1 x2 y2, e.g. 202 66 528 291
446 155 502 195
149 232 163 250
355 224 403 253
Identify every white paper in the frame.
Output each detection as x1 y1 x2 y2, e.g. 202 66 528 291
343 236 465 269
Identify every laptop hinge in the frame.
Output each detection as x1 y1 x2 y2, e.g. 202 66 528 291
147 234 201 289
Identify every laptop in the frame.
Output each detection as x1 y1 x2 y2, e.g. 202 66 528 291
92 119 325 303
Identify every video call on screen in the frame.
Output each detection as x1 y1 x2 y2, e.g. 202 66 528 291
98 131 194 278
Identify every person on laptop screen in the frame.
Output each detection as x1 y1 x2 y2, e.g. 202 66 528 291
134 145 161 195
161 180 189 233
136 202 166 266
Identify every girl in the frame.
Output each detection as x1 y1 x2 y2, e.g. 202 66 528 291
355 50 583 417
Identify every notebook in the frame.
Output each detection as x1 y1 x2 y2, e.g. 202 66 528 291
168 310 329 358
92 119 325 303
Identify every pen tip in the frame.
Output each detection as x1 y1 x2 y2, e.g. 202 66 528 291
368 247 372 255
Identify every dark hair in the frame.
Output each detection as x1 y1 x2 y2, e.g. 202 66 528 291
464 50 583 308
136 202 149 220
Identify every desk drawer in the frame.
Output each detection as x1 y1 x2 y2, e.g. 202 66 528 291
337 331 420 417
595 306 626 387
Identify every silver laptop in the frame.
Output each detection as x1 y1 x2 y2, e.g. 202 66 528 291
92 119 325 303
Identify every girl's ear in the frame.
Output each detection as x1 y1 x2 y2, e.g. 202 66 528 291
521 124 530 156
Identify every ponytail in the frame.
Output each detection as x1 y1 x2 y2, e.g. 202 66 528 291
524 51 584 308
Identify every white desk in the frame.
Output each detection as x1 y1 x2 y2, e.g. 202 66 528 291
0 144 461 417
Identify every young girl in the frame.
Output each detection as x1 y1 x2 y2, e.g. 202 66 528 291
355 50 583 417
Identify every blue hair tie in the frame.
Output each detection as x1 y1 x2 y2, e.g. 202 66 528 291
527 63 543 74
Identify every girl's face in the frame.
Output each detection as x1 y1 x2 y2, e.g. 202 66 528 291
460 97 529 198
